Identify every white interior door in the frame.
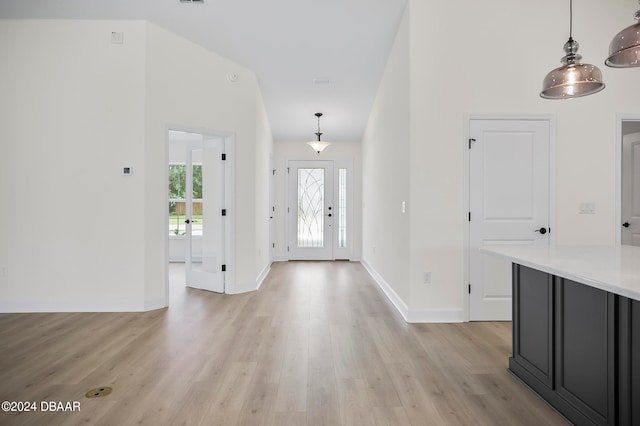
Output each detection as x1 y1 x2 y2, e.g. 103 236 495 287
469 118 551 321
622 132 640 246
288 160 334 260
185 138 225 293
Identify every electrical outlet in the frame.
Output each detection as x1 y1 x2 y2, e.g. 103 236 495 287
0 266 7 277
423 272 431 284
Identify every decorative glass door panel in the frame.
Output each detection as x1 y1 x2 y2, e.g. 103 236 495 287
297 168 325 248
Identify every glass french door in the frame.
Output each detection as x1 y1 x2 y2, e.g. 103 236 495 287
185 138 225 293
288 161 334 260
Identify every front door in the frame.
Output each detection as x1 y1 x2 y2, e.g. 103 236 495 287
622 131 640 246
185 138 225 293
469 118 551 320
288 160 334 260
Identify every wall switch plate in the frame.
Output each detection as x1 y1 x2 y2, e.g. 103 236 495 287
401 201 406 213
111 32 124 44
0 266 7 277
579 202 595 214
423 272 431 284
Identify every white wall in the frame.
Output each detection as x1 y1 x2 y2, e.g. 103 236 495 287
0 20 147 311
361 6 411 305
0 19 273 311
254 90 274 287
273 142 362 261
363 0 640 320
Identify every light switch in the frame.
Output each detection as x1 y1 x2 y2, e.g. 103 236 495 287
111 32 124 44
579 202 595 214
401 201 406 213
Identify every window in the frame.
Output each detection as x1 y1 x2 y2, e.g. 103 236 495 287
168 163 202 237
338 168 347 248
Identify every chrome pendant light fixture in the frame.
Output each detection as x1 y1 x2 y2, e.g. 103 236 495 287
606 0 640 68
541 0 605 99
306 112 331 154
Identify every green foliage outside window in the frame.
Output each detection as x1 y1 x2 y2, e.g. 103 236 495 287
169 164 202 236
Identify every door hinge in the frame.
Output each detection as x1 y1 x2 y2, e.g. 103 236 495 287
468 284 471 294
272 243 275 248
222 264 226 272
272 169 276 175
287 246 289 252
468 212 471 222
221 153 226 161
287 207 290 213
469 138 476 149
221 209 226 216
287 167 290 174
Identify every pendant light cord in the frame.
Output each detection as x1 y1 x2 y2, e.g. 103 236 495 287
569 0 573 39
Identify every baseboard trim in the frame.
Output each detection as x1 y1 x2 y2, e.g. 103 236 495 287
226 263 271 295
256 263 271 291
0 299 157 313
361 258 465 324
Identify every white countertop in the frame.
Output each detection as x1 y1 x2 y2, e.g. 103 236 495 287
480 245 640 302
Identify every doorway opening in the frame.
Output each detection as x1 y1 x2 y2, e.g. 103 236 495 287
618 116 640 246
165 128 235 303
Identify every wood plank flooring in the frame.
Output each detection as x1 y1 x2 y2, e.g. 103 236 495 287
0 261 567 425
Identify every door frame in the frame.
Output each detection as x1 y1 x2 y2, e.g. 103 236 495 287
616 114 640 245
164 125 236 305
463 115 557 321
285 158 354 261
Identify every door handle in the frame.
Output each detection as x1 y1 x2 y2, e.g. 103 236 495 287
185 219 198 224
535 227 548 235
622 222 630 228
326 213 332 217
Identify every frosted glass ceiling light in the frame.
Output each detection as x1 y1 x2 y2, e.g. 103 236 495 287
541 0 605 99
606 1 640 68
306 113 331 154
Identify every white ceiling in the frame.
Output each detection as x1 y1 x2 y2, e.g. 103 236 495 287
0 0 407 142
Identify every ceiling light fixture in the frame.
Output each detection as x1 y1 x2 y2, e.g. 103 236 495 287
307 113 331 154
606 0 640 68
541 0 605 99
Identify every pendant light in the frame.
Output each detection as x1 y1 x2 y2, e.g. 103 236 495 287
605 0 640 68
540 0 605 99
306 113 331 154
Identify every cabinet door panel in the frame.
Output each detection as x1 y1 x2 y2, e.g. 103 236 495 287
556 278 616 425
619 298 640 426
512 264 553 387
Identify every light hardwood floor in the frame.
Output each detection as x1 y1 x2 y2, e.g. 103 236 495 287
0 261 567 425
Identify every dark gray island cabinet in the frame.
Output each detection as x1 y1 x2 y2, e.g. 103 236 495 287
481 246 640 426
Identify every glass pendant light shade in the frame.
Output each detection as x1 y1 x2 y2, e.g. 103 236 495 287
605 8 640 68
307 112 331 154
307 141 331 153
540 0 605 99
541 39 605 99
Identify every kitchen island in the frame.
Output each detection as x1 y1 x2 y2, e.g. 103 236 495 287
481 245 640 426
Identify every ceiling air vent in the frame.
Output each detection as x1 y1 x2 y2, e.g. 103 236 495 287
180 0 204 3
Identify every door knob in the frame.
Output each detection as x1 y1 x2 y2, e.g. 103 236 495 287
622 222 630 228
535 227 548 235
